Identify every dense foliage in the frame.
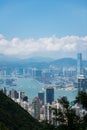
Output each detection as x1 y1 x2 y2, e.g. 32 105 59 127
0 91 87 130
39 92 87 130
0 91 42 130
76 91 87 110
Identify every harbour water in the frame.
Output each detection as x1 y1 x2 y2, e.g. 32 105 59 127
0 77 78 103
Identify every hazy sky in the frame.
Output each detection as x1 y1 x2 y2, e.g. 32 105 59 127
0 0 87 59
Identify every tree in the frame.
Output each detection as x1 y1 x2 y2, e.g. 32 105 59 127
48 92 87 130
52 107 65 126
75 91 87 110
52 96 80 130
75 92 87 130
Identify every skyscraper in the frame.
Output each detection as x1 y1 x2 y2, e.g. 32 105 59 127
77 53 83 77
38 91 44 106
78 75 87 92
32 97 40 120
46 86 54 104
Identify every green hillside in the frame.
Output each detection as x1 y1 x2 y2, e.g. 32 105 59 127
0 91 42 130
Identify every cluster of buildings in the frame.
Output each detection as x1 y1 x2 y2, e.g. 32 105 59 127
0 54 87 85
1 53 87 125
2 86 54 121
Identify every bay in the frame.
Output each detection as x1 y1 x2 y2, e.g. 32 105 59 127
0 77 78 103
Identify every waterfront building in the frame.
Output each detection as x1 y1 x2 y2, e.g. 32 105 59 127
78 75 87 92
18 91 25 101
32 68 37 79
77 53 83 77
45 101 62 125
35 69 42 81
63 67 76 77
9 89 18 99
42 70 51 84
18 68 24 76
45 103 52 123
32 97 40 120
2 87 7 95
38 91 44 106
46 86 54 104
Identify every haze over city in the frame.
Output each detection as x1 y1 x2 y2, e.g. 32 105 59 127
0 1 87 129
0 0 87 59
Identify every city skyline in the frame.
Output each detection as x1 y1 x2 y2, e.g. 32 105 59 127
0 0 87 59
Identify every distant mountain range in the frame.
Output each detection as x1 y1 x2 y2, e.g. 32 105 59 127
50 58 76 67
0 54 87 68
0 54 53 62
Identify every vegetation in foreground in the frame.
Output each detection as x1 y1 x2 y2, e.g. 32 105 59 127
0 91 87 130
42 91 87 130
0 91 42 130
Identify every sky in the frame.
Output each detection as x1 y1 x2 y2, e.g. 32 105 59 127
0 0 87 59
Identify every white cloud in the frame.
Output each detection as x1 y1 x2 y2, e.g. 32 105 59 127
0 34 4 39
0 34 87 59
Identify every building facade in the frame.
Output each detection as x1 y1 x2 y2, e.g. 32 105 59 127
46 86 54 104
32 97 40 120
9 89 18 99
38 91 44 106
77 53 83 77
78 75 87 92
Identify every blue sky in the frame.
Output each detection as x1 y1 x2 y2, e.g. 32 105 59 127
0 0 87 39
0 0 87 59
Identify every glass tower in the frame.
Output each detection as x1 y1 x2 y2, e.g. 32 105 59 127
78 75 87 92
38 91 44 106
46 86 54 104
77 53 83 77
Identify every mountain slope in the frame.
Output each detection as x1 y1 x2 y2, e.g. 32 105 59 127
0 91 42 130
50 58 77 67
0 55 87 68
